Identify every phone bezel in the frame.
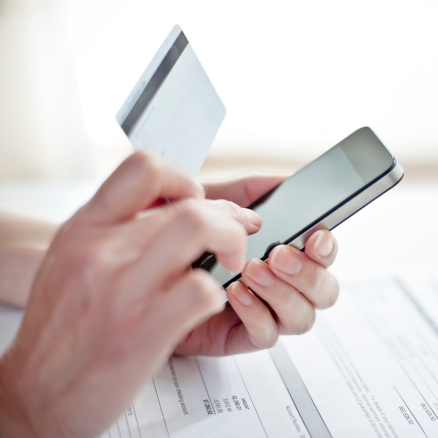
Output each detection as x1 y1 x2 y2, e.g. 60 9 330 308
198 127 404 288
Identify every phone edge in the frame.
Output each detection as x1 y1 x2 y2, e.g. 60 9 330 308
221 161 404 289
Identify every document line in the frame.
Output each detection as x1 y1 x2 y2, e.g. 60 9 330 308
195 357 216 415
393 386 428 438
152 378 170 438
234 356 269 438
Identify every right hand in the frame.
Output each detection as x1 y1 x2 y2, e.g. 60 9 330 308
0 151 261 438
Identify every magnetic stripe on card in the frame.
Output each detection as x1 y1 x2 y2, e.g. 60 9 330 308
121 31 189 136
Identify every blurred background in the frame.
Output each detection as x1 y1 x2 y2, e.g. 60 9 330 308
1 0 438 180
1 0 438 277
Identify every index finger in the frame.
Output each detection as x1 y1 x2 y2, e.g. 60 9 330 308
201 173 288 207
81 151 204 224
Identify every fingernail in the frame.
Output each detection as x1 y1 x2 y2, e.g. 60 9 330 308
230 282 254 306
246 259 274 287
314 232 333 257
243 208 262 227
271 246 302 275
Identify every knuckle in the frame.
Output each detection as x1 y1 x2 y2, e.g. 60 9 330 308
131 152 161 184
311 273 340 310
185 270 222 310
223 200 241 216
307 263 324 294
280 317 299 335
213 199 244 224
262 327 279 349
229 203 251 228
252 323 279 350
214 199 231 209
298 309 316 334
178 201 208 234
70 252 96 280
187 270 210 293
131 150 154 170
235 224 247 245
323 276 340 309
70 245 108 280
280 301 316 335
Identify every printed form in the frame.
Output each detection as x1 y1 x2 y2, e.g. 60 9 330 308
99 276 438 438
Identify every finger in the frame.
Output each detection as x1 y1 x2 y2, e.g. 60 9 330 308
241 259 316 335
304 230 338 268
147 200 247 272
123 197 262 258
82 151 204 224
201 172 289 207
226 281 279 353
123 270 226 372
268 244 339 309
204 200 262 235
123 199 248 295
154 270 226 342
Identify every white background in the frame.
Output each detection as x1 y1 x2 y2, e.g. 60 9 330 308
1 0 438 179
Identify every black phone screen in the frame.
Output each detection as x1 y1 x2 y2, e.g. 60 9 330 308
200 127 395 286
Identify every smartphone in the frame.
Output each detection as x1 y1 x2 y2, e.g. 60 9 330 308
194 127 404 287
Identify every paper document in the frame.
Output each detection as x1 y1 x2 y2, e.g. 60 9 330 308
100 276 438 438
1 276 438 437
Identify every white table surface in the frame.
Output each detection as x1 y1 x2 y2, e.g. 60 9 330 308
0 179 437 281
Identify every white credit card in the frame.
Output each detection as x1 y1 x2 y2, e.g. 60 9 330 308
116 25 226 177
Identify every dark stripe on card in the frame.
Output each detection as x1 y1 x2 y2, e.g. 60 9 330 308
121 31 189 136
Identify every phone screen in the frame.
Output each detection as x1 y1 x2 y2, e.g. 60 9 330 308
200 128 395 285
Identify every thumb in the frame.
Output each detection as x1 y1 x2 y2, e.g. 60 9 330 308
81 151 204 224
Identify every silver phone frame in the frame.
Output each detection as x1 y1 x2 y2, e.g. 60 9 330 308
286 160 404 251
217 160 404 288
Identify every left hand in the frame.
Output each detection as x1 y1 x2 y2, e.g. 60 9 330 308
174 173 339 356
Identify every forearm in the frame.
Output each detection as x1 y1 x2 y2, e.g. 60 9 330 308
0 211 56 246
0 211 57 307
0 244 47 307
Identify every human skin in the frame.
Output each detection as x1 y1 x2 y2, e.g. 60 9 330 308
181 175 339 356
0 211 57 307
0 151 338 437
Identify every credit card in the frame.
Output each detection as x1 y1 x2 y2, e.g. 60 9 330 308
117 25 226 177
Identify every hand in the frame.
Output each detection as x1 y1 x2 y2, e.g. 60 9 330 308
0 152 262 438
174 173 339 356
